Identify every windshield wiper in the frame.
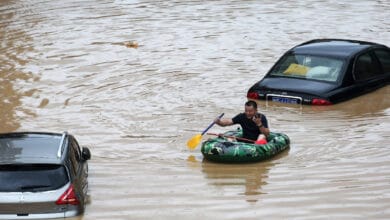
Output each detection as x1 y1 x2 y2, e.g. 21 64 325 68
21 185 50 192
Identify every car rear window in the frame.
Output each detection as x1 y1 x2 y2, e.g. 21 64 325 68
269 54 345 82
0 134 61 161
0 164 69 192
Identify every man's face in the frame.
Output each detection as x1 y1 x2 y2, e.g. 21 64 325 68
244 105 257 119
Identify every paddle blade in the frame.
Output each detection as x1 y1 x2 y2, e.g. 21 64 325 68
187 134 202 150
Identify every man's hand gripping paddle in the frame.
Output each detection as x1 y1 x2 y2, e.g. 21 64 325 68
187 113 224 150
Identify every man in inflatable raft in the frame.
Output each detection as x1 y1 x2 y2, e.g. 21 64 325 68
214 100 269 145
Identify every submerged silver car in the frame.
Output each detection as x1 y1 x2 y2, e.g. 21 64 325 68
0 132 91 219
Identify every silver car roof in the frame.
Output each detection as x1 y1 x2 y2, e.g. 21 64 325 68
0 132 67 165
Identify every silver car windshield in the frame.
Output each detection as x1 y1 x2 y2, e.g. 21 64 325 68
0 164 68 192
269 54 345 82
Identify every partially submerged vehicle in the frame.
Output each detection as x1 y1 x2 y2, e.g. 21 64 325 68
0 132 91 219
247 39 390 105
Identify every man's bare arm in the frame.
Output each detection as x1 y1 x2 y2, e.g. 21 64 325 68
215 118 234 127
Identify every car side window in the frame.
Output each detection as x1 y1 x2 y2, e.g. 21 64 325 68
354 53 382 81
374 49 390 73
71 139 81 162
69 139 81 175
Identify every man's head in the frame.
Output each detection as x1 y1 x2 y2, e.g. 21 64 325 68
244 100 258 119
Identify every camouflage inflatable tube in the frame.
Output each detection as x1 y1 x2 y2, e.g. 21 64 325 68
201 130 290 163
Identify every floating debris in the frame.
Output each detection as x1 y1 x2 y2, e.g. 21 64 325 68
123 41 139 48
38 98 49 108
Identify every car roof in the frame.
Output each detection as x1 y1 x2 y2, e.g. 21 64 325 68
291 39 387 58
0 132 68 165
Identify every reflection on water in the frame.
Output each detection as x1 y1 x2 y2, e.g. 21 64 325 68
200 148 290 204
262 86 390 118
203 162 268 203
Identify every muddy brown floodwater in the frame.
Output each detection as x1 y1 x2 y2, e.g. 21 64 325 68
0 0 389 219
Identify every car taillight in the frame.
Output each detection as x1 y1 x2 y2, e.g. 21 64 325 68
312 98 332 105
247 92 259 99
56 184 80 205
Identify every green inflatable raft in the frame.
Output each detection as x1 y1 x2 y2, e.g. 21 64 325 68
201 130 290 163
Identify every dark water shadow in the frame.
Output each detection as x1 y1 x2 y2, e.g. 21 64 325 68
259 85 390 118
0 2 38 133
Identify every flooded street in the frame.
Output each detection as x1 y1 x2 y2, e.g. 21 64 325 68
1 0 390 219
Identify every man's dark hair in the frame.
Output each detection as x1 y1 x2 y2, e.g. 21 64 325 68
245 100 257 109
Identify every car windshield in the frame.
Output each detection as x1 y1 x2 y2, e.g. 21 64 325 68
269 54 345 82
0 134 61 161
0 164 68 192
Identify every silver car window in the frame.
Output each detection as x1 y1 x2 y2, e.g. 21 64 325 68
0 164 68 192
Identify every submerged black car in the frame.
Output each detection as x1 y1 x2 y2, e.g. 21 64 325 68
247 39 390 105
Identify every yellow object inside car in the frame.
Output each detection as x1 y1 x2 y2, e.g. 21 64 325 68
284 63 309 76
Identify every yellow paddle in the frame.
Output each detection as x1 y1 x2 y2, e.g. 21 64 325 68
187 113 224 150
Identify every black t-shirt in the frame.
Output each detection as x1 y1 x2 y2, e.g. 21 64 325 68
232 113 268 141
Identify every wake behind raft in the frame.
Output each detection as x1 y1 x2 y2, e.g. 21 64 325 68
201 129 290 163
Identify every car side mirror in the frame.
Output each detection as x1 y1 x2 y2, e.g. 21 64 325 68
81 147 91 161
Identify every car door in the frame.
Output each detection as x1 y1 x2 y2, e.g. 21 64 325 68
373 48 390 76
329 49 386 103
69 137 89 206
352 50 386 93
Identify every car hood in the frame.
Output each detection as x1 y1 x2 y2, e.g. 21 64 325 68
257 77 338 96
